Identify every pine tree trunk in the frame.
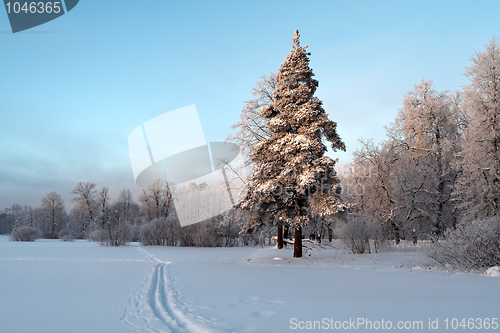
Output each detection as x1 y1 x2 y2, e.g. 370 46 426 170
277 225 283 249
293 226 302 258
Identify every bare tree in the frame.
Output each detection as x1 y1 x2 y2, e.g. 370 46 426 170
343 139 403 243
40 191 66 234
227 73 275 164
116 189 139 224
139 178 174 222
71 181 98 233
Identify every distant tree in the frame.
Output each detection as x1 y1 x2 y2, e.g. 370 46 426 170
40 191 66 234
9 204 25 229
455 38 500 220
241 31 345 258
96 186 110 227
71 181 98 233
103 189 140 246
116 189 140 224
139 178 174 222
0 210 14 234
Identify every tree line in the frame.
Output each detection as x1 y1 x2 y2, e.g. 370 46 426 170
1 178 263 247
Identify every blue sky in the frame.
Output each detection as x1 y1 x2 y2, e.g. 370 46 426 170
1 0 499 210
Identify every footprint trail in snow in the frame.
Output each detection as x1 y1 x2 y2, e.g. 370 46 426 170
123 246 225 333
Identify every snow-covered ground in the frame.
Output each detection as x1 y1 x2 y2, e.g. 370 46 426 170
0 235 498 333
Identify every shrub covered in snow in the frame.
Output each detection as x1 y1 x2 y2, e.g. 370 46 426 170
140 217 177 246
485 266 500 276
88 224 130 246
10 226 42 242
42 232 59 239
336 217 369 254
337 217 387 254
426 217 500 271
58 229 75 241
139 216 233 247
336 216 387 254
128 224 141 242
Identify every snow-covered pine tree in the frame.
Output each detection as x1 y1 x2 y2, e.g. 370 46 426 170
241 30 346 258
455 38 500 220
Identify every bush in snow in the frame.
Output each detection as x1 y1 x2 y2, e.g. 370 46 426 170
10 226 42 242
128 224 141 242
42 232 59 239
336 216 387 254
336 217 370 254
88 224 130 246
140 217 178 246
191 218 222 247
58 229 75 241
425 217 500 271
485 266 500 276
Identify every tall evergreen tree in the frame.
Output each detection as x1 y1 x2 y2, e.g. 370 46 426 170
241 30 345 258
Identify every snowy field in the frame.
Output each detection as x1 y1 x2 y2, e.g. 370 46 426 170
0 235 499 333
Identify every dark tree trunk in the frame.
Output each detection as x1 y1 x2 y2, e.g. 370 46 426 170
391 220 401 245
277 225 283 249
283 225 289 248
328 224 333 242
293 226 302 258
412 228 418 245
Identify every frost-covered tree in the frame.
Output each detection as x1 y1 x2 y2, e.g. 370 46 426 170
343 139 403 242
88 188 140 246
455 38 500 220
241 31 345 258
387 80 464 237
344 81 464 243
40 191 66 234
96 186 111 229
227 73 275 163
115 189 140 224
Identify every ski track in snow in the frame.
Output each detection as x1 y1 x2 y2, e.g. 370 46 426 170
123 246 226 333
